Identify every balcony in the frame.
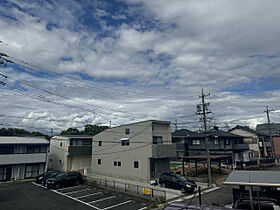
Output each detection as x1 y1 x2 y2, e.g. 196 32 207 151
0 153 47 165
232 143 249 151
152 144 176 158
68 146 92 156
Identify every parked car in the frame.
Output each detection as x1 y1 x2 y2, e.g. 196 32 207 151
46 171 83 189
36 171 58 184
41 172 61 186
159 172 197 193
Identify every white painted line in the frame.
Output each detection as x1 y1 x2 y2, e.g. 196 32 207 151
103 200 132 210
51 189 102 210
138 207 148 210
32 182 47 189
58 185 84 191
76 192 102 199
65 188 91 195
88 196 116 204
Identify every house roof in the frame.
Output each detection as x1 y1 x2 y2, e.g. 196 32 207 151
172 129 242 138
256 123 280 136
0 136 49 145
224 170 280 187
229 125 258 134
172 129 205 138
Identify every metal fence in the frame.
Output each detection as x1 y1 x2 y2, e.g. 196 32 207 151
85 176 167 200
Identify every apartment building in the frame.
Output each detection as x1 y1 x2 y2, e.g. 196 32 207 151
92 120 176 183
48 135 92 173
0 136 49 182
172 127 252 165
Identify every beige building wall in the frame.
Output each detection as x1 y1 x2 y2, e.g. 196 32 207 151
48 137 69 171
92 120 171 183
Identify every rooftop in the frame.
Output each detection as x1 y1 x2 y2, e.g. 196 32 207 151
224 170 280 187
0 136 49 145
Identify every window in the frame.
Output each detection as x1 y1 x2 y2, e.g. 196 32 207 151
125 128 130 135
59 160 62 164
192 140 201 145
226 139 230 145
98 159 101 165
113 161 117 166
25 165 39 178
82 140 92 146
98 141 102 146
134 161 139 168
118 161 121 166
121 138 129 146
0 167 7 181
153 136 163 144
27 146 40 154
60 142 63 147
214 139 219 145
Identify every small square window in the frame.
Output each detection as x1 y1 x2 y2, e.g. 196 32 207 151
214 139 219 145
134 161 139 168
98 141 102 146
113 161 117 166
121 139 129 146
125 128 130 135
118 161 121 167
98 159 101 165
60 142 63 147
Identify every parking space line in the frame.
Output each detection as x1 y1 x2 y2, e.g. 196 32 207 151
88 196 116 204
51 189 102 210
65 188 91 195
32 182 47 189
138 207 148 210
76 192 102 199
58 185 84 191
103 200 132 210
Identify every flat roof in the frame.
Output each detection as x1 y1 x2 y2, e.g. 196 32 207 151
224 170 280 187
0 136 49 145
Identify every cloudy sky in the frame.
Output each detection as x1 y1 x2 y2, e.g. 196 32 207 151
0 0 280 134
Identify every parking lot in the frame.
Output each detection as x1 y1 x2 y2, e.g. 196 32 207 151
0 181 151 210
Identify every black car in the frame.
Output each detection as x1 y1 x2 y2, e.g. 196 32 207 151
46 171 83 189
159 172 197 193
36 171 56 184
41 172 61 186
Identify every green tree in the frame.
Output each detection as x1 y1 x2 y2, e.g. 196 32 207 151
60 128 80 135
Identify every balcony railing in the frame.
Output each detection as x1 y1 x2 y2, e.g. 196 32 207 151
232 143 249 150
0 153 47 165
68 145 92 156
152 144 176 158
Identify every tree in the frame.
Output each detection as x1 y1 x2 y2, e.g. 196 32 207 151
60 124 108 136
60 128 80 135
0 128 50 140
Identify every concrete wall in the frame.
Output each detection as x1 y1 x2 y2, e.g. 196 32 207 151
69 155 91 171
92 120 172 183
49 137 69 171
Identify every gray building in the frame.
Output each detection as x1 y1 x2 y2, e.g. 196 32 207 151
92 120 176 183
0 136 49 182
48 135 92 174
172 128 252 165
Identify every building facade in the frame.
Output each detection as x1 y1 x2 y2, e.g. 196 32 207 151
172 128 252 165
92 120 176 183
0 136 49 182
48 136 92 173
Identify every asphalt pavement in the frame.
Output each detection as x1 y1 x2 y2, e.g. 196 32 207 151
0 181 151 210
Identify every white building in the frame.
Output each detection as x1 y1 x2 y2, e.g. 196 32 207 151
92 120 176 183
48 136 92 174
0 136 49 181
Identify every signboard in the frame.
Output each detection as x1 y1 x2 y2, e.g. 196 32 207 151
142 187 151 196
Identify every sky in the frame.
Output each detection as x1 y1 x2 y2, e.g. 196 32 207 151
0 0 280 134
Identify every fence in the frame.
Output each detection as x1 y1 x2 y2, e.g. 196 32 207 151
85 176 167 200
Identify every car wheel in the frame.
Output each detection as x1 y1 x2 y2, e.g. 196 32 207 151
55 183 60 189
75 180 80 186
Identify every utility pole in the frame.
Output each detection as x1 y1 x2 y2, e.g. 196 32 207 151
197 89 212 187
109 120 111 128
175 119 177 131
264 106 275 159
50 128 54 137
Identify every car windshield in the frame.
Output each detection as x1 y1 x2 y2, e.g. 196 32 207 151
175 175 187 182
55 173 67 179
